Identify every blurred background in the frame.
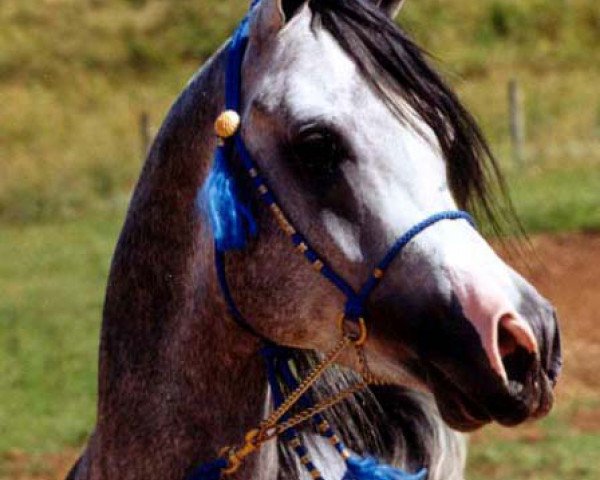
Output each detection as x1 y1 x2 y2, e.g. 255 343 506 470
0 0 598 479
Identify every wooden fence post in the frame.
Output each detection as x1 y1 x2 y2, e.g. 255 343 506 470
508 79 525 166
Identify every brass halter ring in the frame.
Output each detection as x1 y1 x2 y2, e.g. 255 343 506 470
220 429 260 475
338 314 368 347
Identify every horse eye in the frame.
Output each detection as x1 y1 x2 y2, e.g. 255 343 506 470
291 129 344 187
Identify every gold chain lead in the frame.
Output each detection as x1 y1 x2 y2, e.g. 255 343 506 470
220 320 391 475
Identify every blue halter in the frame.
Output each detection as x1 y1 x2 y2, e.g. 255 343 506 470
204 6 474 337
194 2 473 479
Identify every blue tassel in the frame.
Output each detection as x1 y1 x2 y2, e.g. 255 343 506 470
343 456 428 480
188 458 228 480
199 143 257 251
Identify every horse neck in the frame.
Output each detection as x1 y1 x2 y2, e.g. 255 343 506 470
88 49 276 479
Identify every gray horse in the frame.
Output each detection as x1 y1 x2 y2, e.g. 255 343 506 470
67 0 562 479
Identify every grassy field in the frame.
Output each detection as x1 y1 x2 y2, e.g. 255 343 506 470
1 0 599 228
0 215 120 456
1 0 599 478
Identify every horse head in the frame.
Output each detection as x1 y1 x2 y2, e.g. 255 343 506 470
212 0 562 433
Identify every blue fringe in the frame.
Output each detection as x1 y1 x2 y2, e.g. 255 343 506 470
188 458 228 480
343 456 428 480
199 143 257 251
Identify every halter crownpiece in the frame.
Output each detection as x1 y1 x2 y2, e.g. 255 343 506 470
193 1 474 478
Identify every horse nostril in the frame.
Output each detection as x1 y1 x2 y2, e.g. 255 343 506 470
498 314 538 387
498 321 518 357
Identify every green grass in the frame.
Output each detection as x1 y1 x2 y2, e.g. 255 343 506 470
0 212 123 455
1 0 599 228
469 398 600 480
470 430 600 480
509 165 600 233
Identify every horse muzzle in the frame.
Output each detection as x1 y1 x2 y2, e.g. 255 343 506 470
425 285 562 432
367 269 562 432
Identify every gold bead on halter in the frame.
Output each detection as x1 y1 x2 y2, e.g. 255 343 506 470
214 110 241 138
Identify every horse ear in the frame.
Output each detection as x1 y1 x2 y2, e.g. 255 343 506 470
252 0 307 37
377 0 407 19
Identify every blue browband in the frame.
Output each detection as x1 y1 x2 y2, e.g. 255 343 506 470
194 2 473 479
207 6 474 336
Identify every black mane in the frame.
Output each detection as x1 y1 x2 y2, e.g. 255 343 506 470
309 0 516 232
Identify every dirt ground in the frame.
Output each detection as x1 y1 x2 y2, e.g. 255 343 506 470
3 233 599 480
